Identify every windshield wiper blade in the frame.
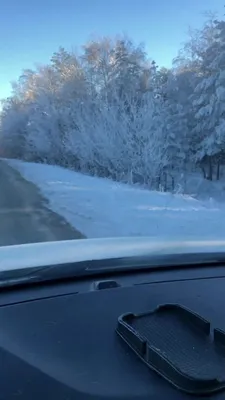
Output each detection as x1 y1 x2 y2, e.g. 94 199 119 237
1 251 225 289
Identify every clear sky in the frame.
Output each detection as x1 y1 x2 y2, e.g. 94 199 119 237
0 0 224 100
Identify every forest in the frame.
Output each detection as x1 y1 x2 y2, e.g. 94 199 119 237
1 13 225 193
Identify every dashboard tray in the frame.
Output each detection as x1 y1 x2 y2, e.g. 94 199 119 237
116 304 225 395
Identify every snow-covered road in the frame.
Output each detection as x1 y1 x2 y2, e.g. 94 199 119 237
6 158 225 241
0 160 84 246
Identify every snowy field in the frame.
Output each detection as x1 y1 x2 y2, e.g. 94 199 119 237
6 159 225 240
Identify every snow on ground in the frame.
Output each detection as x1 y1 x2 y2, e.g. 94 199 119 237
6 159 225 240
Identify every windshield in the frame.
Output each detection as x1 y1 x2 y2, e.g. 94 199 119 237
0 0 225 260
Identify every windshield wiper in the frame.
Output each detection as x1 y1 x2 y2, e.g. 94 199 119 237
1 251 225 289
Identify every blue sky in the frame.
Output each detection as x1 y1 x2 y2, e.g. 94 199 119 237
0 0 224 100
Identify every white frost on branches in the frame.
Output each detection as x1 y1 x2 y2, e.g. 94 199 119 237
1 15 225 190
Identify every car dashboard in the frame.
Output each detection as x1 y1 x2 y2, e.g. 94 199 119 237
1 263 225 400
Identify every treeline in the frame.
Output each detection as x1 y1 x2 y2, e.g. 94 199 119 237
1 14 225 191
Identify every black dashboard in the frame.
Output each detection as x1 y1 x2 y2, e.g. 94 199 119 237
1 264 225 400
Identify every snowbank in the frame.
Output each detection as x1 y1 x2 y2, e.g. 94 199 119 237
6 159 225 240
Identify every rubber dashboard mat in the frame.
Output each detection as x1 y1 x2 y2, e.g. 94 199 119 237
116 304 225 395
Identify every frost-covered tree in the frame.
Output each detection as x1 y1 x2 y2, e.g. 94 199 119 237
1 11 225 193
190 19 225 179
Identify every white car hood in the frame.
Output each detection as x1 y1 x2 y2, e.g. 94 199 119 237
0 237 225 272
